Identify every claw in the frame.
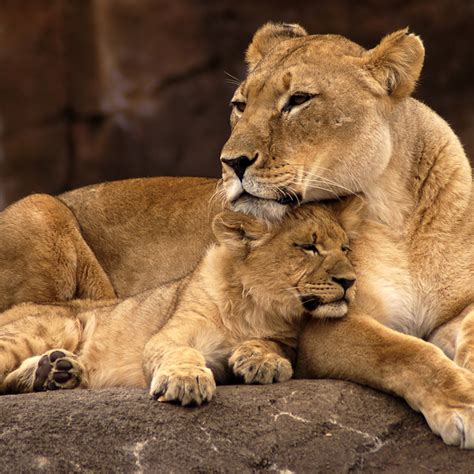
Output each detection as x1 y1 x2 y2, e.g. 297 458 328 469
455 414 466 449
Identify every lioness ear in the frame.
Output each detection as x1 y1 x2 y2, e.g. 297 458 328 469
363 28 424 99
246 22 308 71
212 211 269 248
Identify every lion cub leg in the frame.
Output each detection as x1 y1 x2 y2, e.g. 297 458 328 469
3 349 87 394
0 304 83 394
229 339 293 384
454 304 474 372
143 314 224 406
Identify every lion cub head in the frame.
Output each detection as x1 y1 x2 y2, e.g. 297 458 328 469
220 22 424 220
212 204 356 319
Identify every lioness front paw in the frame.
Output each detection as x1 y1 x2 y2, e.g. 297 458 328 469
150 364 216 406
34 349 85 392
421 370 474 448
425 405 474 449
229 346 293 384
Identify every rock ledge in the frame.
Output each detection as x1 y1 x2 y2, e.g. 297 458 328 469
0 380 471 472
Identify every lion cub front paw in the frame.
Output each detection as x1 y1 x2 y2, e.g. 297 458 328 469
150 364 216 406
229 346 293 384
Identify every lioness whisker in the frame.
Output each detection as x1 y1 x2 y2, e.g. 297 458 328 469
288 165 360 198
284 184 301 199
296 174 363 200
226 79 242 87
224 71 242 83
302 168 362 193
268 183 301 206
287 179 341 200
276 183 302 206
208 180 226 216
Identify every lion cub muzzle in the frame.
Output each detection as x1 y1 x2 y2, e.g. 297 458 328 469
300 276 356 318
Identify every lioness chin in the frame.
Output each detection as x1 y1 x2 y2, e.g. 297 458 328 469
0 205 355 405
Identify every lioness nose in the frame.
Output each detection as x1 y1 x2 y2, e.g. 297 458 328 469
221 154 257 181
332 277 355 291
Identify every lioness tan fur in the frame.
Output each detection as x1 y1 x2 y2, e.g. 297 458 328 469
0 206 356 406
219 23 474 447
0 23 472 447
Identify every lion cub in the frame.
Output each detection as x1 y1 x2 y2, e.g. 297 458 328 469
0 205 356 405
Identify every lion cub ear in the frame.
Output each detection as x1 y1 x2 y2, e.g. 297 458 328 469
246 22 308 71
362 28 425 99
332 198 366 241
212 211 270 249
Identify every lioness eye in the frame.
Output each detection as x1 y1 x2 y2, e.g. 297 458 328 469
342 245 351 254
231 101 246 113
283 93 315 112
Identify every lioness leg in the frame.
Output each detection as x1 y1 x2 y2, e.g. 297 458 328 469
0 194 115 314
229 339 293 384
0 304 83 394
427 304 474 371
296 315 474 448
453 304 474 372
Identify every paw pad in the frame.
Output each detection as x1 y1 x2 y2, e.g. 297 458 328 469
33 350 83 392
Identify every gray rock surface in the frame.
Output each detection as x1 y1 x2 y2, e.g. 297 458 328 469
0 380 472 473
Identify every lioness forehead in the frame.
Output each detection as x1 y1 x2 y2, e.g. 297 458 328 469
241 35 366 97
255 34 365 72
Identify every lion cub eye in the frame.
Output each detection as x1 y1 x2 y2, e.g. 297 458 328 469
231 101 246 113
283 93 316 113
342 244 352 254
295 243 320 255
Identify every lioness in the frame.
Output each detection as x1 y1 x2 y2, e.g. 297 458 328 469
0 206 356 405
0 23 472 447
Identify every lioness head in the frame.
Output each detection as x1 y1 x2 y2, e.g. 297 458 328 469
212 204 356 319
220 22 424 219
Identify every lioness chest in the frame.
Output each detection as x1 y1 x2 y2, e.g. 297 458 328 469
353 223 446 338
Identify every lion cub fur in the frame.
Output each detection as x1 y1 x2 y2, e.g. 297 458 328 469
0 204 356 404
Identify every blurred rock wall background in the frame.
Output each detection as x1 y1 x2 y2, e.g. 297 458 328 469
0 0 472 208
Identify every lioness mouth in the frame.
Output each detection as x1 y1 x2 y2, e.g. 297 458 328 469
233 191 272 204
235 191 301 206
276 192 302 206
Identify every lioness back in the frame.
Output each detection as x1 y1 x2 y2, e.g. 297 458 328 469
59 177 220 297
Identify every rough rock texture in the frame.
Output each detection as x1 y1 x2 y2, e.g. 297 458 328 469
0 0 472 207
0 380 472 473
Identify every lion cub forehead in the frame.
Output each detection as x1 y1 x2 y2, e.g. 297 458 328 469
279 205 346 242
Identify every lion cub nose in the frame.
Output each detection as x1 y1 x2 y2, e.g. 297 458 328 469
221 154 258 181
332 277 356 291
